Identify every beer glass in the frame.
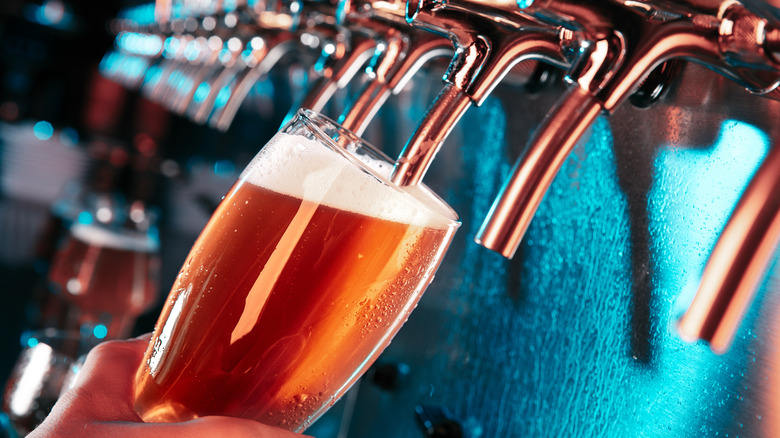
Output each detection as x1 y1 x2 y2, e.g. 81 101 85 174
47 200 161 339
133 109 460 431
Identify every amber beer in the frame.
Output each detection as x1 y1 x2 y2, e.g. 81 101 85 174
133 111 459 431
48 222 161 336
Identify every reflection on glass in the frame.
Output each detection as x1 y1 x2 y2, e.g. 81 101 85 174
2 330 101 436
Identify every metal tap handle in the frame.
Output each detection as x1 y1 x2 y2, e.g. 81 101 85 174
186 36 247 123
475 0 780 259
475 86 603 257
389 0 569 187
390 82 474 187
295 26 380 114
209 30 303 131
169 36 225 114
678 144 780 353
337 24 453 135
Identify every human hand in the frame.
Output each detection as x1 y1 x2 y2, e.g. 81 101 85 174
29 335 311 437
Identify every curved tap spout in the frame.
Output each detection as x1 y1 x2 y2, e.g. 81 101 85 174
209 28 302 131
294 25 380 114
390 0 569 187
179 1 302 128
678 144 780 354
475 85 602 257
186 35 248 123
169 35 224 114
476 0 780 258
184 2 304 126
142 34 196 103
336 2 453 135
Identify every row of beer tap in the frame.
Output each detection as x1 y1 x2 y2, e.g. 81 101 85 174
105 0 780 354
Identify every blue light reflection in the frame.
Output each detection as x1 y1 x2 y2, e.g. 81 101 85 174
649 120 769 317
77 211 93 225
214 83 233 109
93 324 108 339
33 120 54 140
193 82 211 103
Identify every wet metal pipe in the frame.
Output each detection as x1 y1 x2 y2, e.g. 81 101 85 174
389 0 570 187
678 144 780 353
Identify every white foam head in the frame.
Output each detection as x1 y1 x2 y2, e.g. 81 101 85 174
239 132 457 229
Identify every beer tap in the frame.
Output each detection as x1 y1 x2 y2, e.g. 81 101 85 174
185 33 249 123
475 0 780 259
103 29 165 90
101 2 170 88
211 0 383 131
334 0 453 136
289 0 384 118
677 143 780 353
389 0 571 187
137 0 277 123
204 0 307 130
206 21 303 130
151 1 236 113
157 36 212 110
676 2 780 353
141 0 222 107
140 0 205 104
167 34 225 114
179 1 295 124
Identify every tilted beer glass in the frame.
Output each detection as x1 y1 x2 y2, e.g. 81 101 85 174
133 109 459 431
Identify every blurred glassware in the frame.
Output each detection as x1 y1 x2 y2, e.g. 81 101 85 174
47 199 162 339
2 329 102 436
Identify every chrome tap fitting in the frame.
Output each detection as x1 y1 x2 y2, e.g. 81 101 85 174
336 0 454 135
475 0 780 354
678 144 780 353
476 0 780 259
389 0 570 187
291 0 384 116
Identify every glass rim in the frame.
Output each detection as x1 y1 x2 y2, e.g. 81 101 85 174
293 108 460 225
297 108 396 170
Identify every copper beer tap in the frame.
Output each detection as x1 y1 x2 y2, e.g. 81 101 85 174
213 0 384 130
476 0 780 258
185 2 302 126
204 0 309 130
207 26 303 130
677 144 780 353
473 0 780 354
291 1 383 117
335 0 454 136
677 2 780 353
389 0 571 187
141 0 213 105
